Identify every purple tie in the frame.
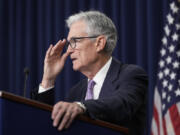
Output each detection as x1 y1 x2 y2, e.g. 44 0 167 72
85 80 96 100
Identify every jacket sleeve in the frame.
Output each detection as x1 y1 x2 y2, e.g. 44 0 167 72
30 87 55 105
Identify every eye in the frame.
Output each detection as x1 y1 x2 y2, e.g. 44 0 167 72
74 38 81 42
70 38 76 44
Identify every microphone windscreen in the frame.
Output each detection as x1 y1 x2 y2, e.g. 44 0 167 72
24 67 30 75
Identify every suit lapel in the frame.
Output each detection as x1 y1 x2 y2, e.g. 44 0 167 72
99 57 123 98
80 79 88 101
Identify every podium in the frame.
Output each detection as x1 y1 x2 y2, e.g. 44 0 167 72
0 91 129 135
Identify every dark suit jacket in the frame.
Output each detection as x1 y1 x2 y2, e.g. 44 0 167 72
31 57 148 135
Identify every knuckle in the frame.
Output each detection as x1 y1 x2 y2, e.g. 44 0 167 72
72 107 78 112
65 113 71 118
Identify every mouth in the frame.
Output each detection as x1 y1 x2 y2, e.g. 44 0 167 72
71 58 77 62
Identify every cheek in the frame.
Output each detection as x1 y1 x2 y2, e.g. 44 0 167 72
76 44 96 65
80 51 95 64
74 51 86 65
78 52 87 64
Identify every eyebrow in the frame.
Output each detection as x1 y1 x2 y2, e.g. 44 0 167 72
68 36 79 41
72 36 99 39
68 37 83 41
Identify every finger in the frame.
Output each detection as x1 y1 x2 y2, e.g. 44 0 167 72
56 39 67 55
65 111 77 129
50 40 62 55
58 110 72 131
45 44 53 59
51 102 62 119
53 109 66 127
65 104 83 129
62 38 66 44
61 51 70 63
52 39 66 55
54 39 62 49
56 39 66 52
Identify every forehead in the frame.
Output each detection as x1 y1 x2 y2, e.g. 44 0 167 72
67 21 88 40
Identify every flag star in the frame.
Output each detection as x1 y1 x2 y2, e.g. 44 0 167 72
172 33 179 41
168 84 173 91
170 2 179 13
162 80 168 88
160 48 166 56
170 72 176 80
177 50 180 57
173 61 179 69
176 23 180 30
167 13 174 25
162 37 168 45
164 68 170 76
168 45 175 53
164 25 170 36
166 56 172 64
158 72 164 79
162 91 166 99
175 88 180 96
162 104 166 110
159 60 165 68
167 96 171 102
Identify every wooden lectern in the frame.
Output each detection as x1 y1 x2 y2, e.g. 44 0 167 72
0 91 129 135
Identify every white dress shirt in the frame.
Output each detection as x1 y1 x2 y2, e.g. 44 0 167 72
90 57 112 99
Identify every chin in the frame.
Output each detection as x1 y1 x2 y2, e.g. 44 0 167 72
72 65 80 71
73 67 79 71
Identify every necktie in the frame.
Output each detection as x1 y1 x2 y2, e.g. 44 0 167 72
85 80 96 100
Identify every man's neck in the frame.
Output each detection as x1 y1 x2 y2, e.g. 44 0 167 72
81 55 111 79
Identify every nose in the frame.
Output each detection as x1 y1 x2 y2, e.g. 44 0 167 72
66 45 74 53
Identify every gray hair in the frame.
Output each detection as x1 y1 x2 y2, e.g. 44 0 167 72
66 11 117 55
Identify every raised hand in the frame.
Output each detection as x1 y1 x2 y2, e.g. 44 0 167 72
41 39 70 88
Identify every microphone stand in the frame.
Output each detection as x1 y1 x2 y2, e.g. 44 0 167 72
23 67 29 97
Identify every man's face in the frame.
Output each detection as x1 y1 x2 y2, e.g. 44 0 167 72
67 21 98 72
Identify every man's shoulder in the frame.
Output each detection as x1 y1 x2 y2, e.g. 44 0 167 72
111 57 147 76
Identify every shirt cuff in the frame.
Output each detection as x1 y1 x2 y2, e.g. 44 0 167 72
75 102 87 112
38 84 54 93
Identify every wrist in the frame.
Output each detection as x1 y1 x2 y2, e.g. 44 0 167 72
75 102 86 113
41 79 55 89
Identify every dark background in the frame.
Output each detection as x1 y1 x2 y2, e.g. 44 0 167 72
0 0 170 134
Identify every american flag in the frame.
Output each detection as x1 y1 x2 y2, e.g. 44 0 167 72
151 0 180 135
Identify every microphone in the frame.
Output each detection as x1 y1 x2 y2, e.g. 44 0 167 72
23 67 30 97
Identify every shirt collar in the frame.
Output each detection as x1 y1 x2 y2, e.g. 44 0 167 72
92 57 112 86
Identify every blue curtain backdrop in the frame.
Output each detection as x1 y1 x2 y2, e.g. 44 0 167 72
0 0 170 134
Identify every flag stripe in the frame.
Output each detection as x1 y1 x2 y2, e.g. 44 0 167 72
155 88 165 135
152 88 165 135
153 106 160 135
164 110 175 135
169 105 180 134
151 118 158 135
177 102 180 115
162 117 167 135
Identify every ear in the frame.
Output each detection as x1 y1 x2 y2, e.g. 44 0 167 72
95 35 107 53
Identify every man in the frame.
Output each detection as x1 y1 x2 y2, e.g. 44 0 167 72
31 11 148 135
